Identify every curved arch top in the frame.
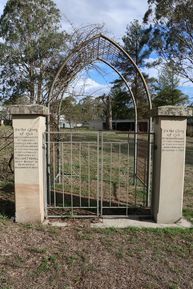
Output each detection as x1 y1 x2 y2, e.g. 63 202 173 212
46 33 153 206
48 33 152 112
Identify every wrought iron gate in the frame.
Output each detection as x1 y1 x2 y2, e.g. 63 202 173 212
45 131 154 218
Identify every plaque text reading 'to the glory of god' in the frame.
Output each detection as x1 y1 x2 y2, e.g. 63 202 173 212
14 128 38 168
162 128 185 152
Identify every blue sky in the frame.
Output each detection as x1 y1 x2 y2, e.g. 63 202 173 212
0 0 192 100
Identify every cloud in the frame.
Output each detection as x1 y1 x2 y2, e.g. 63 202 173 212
0 0 148 39
65 76 111 100
179 79 193 88
76 77 111 96
143 58 193 99
55 0 148 40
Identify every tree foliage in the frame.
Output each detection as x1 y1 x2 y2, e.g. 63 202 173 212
60 95 104 125
122 20 154 71
110 86 134 120
112 20 156 119
144 0 193 84
79 96 104 122
60 96 81 125
153 63 188 107
97 94 113 130
0 0 67 104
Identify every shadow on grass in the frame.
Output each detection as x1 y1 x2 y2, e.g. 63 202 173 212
186 147 193 166
1 182 14 193
47 190 151 217
0 182 15 218
0 199 15 218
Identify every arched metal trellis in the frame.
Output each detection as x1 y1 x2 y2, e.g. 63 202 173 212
45 34 154 218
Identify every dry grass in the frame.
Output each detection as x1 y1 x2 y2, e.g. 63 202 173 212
0 218 192 289
0 128 193 288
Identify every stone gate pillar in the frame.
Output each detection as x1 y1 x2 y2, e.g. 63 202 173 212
152 106 192 223
9 105 48 223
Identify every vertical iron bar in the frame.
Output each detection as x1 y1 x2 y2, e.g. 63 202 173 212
57 135 61 184
134 123 138 186
53 142 56 207
134 137 137 208
100 132 104 216
118 143 121 207
109 143 112 207
88 143 91 207
126 139 129 216
46 116 51 207
146 117 153 207
145 156 148 204
134 176 137 208
43 133 48 218
62 142 65 208
151 133 155 214
143 152 147 206
79 142 82 207
97 132 100 216
70 133 73 215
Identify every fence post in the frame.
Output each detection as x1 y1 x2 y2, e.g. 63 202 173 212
9 105 48 223
152 106 192 223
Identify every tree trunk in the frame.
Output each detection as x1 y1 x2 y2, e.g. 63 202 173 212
106 95 112 130
37 71 42 104
29 65 35 104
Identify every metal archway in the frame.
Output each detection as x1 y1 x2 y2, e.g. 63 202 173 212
56 58 139 192
48 33 152 111
46 33 153 217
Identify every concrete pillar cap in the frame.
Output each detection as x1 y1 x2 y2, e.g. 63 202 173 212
8 105 49 116
151 106 192 117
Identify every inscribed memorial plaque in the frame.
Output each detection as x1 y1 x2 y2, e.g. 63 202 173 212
14 128 38 168
162 129 185 152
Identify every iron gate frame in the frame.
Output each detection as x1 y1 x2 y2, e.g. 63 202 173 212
45 33 154 218
45 130 154 218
